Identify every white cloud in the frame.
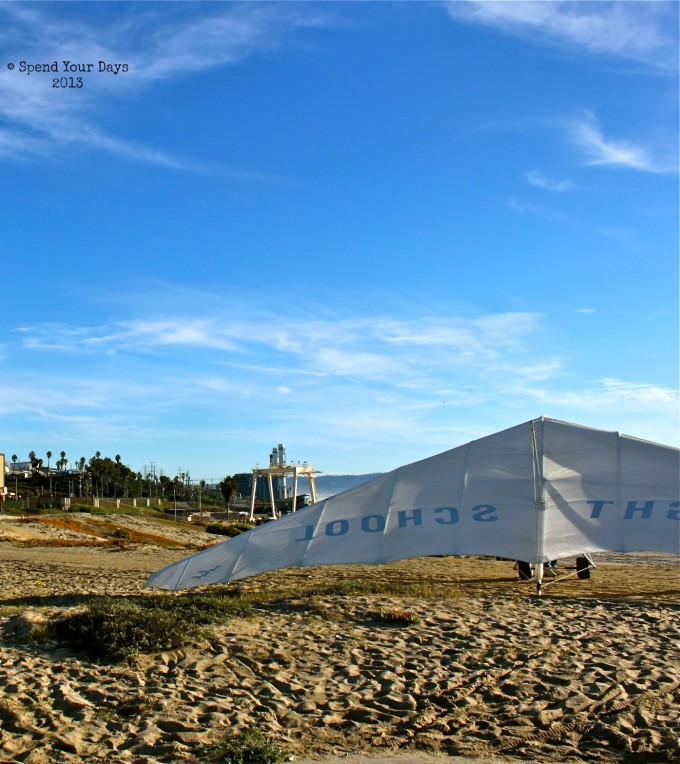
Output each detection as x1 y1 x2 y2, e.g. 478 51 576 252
373 313 539 350
21 319 240 353
445 1 678 71
566 113 671 173
496 358 564 383
16 309 549 391
132 4 299 82
122 320 240 351
506 196 567 221
8 298 677 467
596 378 678 408
0 4 329 169
526 170 574 193
519 377 678 412
315 347 402 379
0 372 163 414
199 376 237 394
22 300 679 445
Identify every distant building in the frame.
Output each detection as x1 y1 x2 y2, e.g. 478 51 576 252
232 473 253 498
7 460 32 474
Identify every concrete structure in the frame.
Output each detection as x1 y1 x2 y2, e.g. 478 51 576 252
249 444 319 521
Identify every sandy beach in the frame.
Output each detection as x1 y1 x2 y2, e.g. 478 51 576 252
0 513 678 764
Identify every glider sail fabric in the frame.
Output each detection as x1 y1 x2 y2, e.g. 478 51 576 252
540 420 679 558
146 417 680 591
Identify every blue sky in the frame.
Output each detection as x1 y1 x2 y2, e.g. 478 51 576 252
1 1 677 482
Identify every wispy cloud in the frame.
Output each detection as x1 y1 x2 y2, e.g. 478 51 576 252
526 169 574 193
16 309 548 390
506 196 567 221
445 0 678 71
0 3 329 170
131 3 328 83
5 296 678 467
566 112 674 173
3 304 552 463
522 377 678 412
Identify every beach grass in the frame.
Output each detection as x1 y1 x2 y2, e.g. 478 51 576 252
48 593 254 661
44 577 457 661
204 724 289 764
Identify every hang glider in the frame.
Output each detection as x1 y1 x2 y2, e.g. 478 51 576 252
146 417 679 594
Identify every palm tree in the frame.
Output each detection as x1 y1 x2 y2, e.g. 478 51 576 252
46 451 53 496
60 451 67 470
10 456 18 502
218 475 237 506
46 451 53 495
114 455 122 498
78 458 86 497
198 479 207 519
159 474 170 500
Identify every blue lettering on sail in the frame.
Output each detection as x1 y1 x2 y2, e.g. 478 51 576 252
292 499 675 544
295 524 315 542
472 504 497 522
361 514 386 532
326 519 350 537
434 507 459 525
398 509 423 528
624 500 654 520
588 500 615 518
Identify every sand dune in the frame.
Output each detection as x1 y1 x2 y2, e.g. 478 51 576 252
0 513 677 764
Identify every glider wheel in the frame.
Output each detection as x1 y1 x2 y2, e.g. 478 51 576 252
576 556 591 580
517 561 532 580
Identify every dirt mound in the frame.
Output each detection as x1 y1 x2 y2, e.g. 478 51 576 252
0 511 216 550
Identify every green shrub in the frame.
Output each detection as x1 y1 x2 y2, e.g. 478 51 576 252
140 594 253 625
49 593 253 662
50 598 196 661
205 724 288 764
68 504 93 513
206 524 228 535
206 522 253 537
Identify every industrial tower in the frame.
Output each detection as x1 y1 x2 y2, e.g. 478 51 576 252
248 444 319 521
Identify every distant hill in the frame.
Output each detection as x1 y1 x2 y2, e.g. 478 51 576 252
314 473 382 500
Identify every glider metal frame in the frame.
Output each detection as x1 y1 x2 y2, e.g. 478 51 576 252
538 554 597 590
